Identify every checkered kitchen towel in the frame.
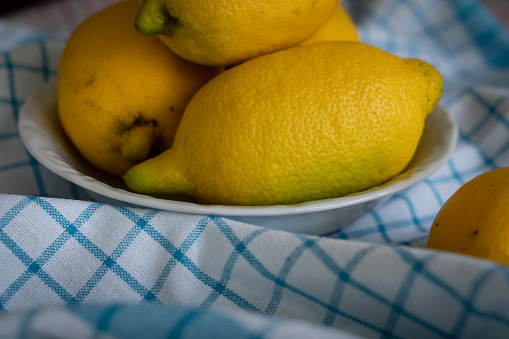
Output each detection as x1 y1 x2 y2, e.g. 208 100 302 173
1 0 509 338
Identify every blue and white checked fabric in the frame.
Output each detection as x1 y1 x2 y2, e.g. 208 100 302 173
1 0 509 338
1 194 509 339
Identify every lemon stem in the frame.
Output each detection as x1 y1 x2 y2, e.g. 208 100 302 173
135 0 179 35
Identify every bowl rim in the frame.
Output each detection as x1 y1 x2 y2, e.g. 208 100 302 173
18 78 458 217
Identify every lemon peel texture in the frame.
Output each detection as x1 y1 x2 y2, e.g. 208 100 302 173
124 41 443 206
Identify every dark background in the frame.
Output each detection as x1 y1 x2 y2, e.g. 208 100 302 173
0 0 48 15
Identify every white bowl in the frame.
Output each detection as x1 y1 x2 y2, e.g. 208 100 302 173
18 79 458 235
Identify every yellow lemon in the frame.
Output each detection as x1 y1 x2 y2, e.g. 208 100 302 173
135 0 340 66
301 6 359 45
58 0 222 177
427 167 509 266
124 41 443 206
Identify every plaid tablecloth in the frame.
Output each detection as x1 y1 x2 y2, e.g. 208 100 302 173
1 0 509 338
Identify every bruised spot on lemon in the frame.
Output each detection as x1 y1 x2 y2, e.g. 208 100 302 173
124 41 443 206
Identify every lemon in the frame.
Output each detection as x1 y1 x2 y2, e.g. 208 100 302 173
300 6 359 45
135 0 340 66
124 41 443 206
58 0 222 177
427 167 509 266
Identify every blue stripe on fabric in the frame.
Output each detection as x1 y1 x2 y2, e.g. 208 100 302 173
0 230 73 306
28 154 47 197
0 132 19 141
201 228 268 309
399 234 430 246
369 209 392 243
304 237 452 338
4 46 50 196
0 160 32 173
112 208 259 311
391 0 454 60
0 271 32 313
0 199 101 310
447 158 467 187
165 308 203 339
72 265 110 304
3 53 19 123
323 245 378 326
95 305 121 335
331 214 435 242
136 217 261 312
381 257 433 338
395 249 509 330
71 230 108 259
441 89 467 108
107 259 154 299
0 61 58 76
210 217 404 337
458 129 496 168
30 200 153 302
442 87 509 169
373 0 509 78
0 196 33 230
74 208 161 304
36 269 73 302
424 178 445 207
37 40 50 82
0 144 47 197
0 228 33 266
0 63 58 76
264 237 315 316
248 322 280 339
0 98 19 107
450 270 496 339
463 93 507 134
17 308 38 339
177 216 213 253
393 194 427 233
69 183 80 200
110 210 156 259
450 0 509 67
491 139 509 165
146 257 179 302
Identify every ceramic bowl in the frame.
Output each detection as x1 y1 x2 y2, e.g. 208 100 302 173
18 79 457 235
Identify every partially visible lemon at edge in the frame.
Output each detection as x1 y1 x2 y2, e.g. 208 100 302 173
427 167 509 266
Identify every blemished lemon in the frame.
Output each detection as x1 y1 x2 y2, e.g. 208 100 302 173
58 0 222 177
427 167 509 266
124 41 443 206
134 0 340 66
300 6 359 45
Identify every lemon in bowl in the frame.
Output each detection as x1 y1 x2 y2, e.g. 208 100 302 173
19 78 456 235
124 41 443 206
